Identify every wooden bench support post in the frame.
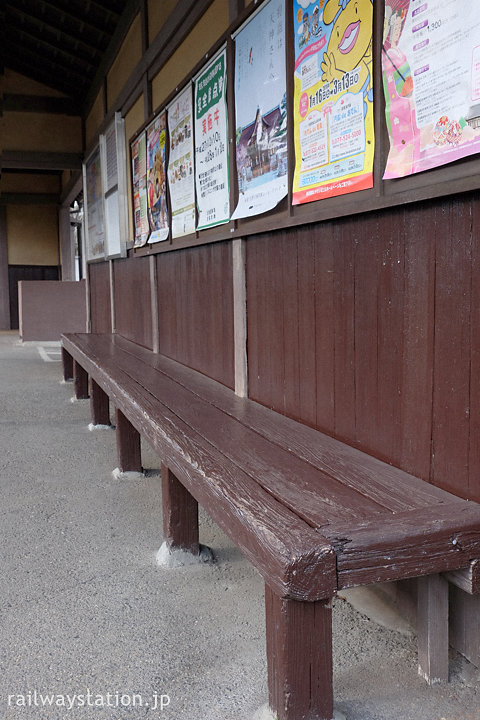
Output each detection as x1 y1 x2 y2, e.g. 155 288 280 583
417 574 449 684
449 584 480 668
90 378 110 426
115 408 142 473
265 585 334 720
62 347 73 381
73 360 89 399
161 464 199 555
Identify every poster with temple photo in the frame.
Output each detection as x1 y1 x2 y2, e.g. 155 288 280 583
382 0 480 178
232 0 287 220
292 0 374 205
131 132 149 247
146 112 169 244
194 48 230 230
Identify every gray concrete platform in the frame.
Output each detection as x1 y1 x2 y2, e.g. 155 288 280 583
0 332 479 720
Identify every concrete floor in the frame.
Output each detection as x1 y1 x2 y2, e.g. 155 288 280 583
0 331 479 720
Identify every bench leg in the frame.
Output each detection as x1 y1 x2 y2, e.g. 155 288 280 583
265 584 334 720
417 574 449 684
62 348 73 381
449 585 480 668
115 408 142 473
73 360 89 399
161 464 199 555
90 378 110 426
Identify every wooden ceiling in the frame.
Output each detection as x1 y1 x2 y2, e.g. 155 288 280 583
3 0 130 107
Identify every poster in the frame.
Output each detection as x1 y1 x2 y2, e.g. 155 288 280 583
167 86 196 238
292 0 374 204
382 0 480 178
146 112 169 244
131 132 149 247
194 48 230 229
232 0 287 220
85 147 105 261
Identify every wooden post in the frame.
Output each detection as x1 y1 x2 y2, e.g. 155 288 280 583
417 574 449 684
62 348 74 381
90 378 110 426
161 464 199 555
73 360 89 399
115 408 142 473
265 585 334 720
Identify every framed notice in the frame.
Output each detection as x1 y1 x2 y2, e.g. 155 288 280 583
167 85 196 238
84 146 105 262
292 0 374 204
194 48 230 230
232 0 287 220
382 0 480 178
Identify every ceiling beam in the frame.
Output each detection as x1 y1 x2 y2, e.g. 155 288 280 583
2 151 83 171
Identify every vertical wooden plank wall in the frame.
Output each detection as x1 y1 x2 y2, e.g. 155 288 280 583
113 255 154 349
246 192 480 502
89 261 112 333
156 241 235 390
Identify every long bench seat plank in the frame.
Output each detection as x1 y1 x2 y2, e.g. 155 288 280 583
109 334 461 515
89 338 390 526
62 333 480 586
62 334 336 601
327 503 480 587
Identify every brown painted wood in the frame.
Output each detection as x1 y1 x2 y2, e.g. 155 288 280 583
265 584 333 720
90 378 110 426
0 207 10 330
61 333 336 601
113 255 153 349
62 348 74 382
161 463 199 555
115 407 142 473
449 585 480 668
417 574 449 684
88 262 112 333
156 243 234 388
73 359 89 399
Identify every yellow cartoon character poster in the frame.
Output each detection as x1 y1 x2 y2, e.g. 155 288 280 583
292 0 374 204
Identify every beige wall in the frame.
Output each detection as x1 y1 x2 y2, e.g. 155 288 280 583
148 0 178 45
85 89 105 150
151 0 229 110
107 13 142 111
4 69 67 97
7 205 59 266
3 112 82 153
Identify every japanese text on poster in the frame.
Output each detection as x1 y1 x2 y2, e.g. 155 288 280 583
232 0 287 220
292 0 374 204
167 86 196 238
85 147 105 261
194 49 230 230
146 112 169 244
131 132 149 247
382 0 480 178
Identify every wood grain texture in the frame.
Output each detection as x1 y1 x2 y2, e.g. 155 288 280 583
113 256 153 349
445 559 480 594
161 463 199 555
265 584 333 720
417 574 449 684
156 242 235 389
449 585 480 667
88 262 112 333
115 407 142 473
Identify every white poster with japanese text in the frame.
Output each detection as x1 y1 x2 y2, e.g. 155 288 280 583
194 49 230 230
232 0 287 220
167 85 196 238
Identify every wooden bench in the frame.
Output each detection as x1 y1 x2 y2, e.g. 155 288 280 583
62 332 480 720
